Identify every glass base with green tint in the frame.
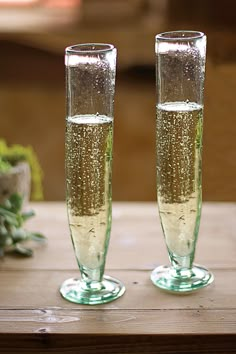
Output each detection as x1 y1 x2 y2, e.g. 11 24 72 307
60 275 125 305
151 264 214 293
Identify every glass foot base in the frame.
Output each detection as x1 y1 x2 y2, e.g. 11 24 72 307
151 264 214 293
60 275 125 305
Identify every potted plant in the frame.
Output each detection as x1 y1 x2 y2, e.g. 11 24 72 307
0 139 44 203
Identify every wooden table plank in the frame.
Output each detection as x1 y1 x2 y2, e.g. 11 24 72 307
0 333 235 354
1 202 235 270
0 269 235 312
0 307 235 334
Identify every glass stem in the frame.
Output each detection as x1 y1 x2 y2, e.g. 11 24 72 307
80 265 105 291
169 252 194 278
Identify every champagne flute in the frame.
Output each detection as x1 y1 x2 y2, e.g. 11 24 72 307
151 31 214 292
60 43 125 304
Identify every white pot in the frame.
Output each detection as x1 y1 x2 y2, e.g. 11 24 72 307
0 161 31 204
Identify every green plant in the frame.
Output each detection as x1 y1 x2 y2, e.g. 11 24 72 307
0 193 46 257
0 139 43 200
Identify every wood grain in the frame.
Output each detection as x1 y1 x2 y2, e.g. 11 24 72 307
0 307 235 334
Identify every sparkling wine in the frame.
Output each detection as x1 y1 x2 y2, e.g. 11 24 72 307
65 114 113 270
156 101 203 257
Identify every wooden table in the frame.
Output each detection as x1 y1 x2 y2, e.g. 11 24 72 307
0 202 235 353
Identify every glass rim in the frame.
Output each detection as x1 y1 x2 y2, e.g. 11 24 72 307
155 30 205 41
66 43 115 54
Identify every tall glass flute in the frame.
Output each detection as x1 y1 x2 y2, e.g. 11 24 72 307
60 44 125 304
151 31 214 292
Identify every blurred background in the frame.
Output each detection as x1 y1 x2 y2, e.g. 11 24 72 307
1 0 236 202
